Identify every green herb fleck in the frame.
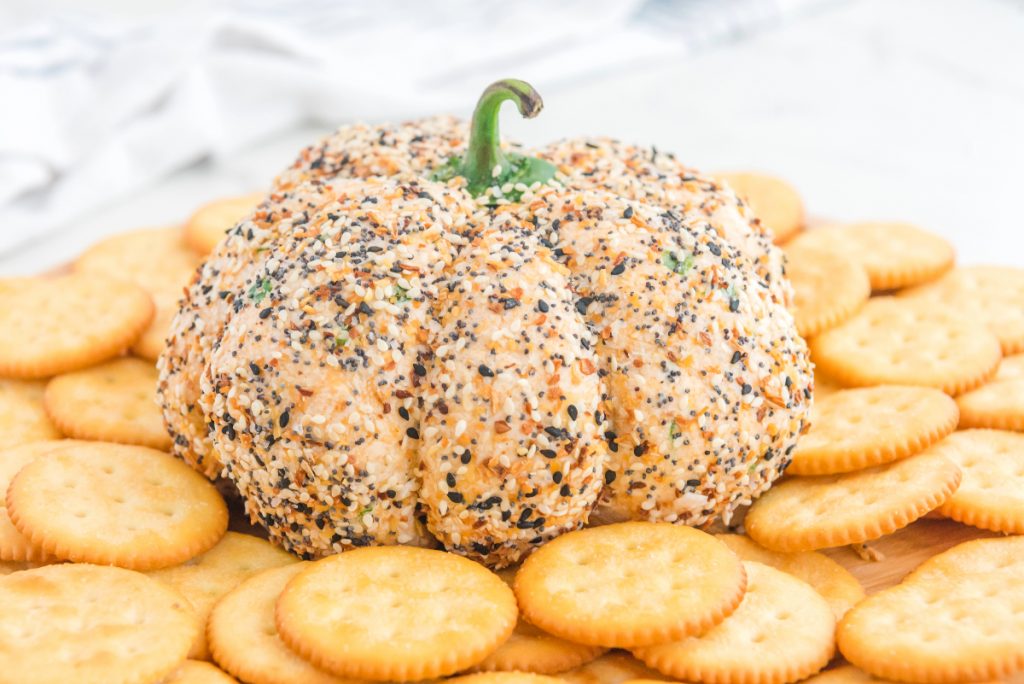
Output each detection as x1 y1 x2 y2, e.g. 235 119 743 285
332 328 349 349
248 277 272 303
392 284 410 304
661 250 695 277
359 505 373 517
669 420 682 441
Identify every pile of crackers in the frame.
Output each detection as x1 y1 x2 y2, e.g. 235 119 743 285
0 175 1022 684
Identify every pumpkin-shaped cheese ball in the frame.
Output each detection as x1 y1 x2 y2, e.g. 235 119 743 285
158 79 812 566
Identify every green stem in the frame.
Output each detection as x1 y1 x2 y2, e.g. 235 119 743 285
430 79 556 200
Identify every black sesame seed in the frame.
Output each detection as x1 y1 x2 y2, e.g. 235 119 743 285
259 307 272 319
540 449 557 459
633 442 648 456
478 364 494 378
249 362 261 376
447 491 464 503
278 410 290 428
560 484 571 496
730 351 742 364
406 427 420 439
729 297 740 313
537 300 549 313
413 363 426 377
741 384 752 395
575 297 593 315
623 206 634 219
605 470 617 484
460 451 472 464
446 473 456 487
567 404 578 420
398 407 410 421
610 263 626 276
552 471 563 483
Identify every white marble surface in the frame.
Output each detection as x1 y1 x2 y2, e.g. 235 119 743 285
3 0 1023 274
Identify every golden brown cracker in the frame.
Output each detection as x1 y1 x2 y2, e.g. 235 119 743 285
0 273 154 378
810 297 1001 396
716 534 864 620
0 563 198 684
514 522 746 648
788 221 954 291
745 450 962 552
7 442 227 570
0 441 74 562
44 357 170 449
715 171 804 243
634 562 835 684
956 354 1024 431
0 378 62 447
789 386 958 475
275 546 518 681
162 661 239 684
838 536 1024 683
148 531 297 660
184 193 264 255
901 265 1024 355
931 429 1024 534
785 243 870 338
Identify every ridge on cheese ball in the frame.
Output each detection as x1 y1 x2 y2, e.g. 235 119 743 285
204 177 475 555
419 220 605 565
539 139 790 306
504 188 812 526
159 119 465 479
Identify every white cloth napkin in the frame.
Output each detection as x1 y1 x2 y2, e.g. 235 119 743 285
0 0 823 259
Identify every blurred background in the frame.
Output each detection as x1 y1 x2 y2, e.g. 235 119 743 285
1 0 1022 273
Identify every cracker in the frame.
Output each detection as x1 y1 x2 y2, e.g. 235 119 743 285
6 442 228 570
208 563 349 684
275 546 518 681
74 226 200 361
838 536 1024 683
449 674 567 684
514 522 746 648
787 221 954 291
470 568 606 674
789 386 959 475
810 297 1001 396
149 531 297 660
559 652 670 684
0 563 198 684
0 441 73 562
162 661 239 684
184 193 264 255
0 379 61 447
635 561 835 684
957 354 1024 431
900 266 1024 355
931 429 1024 534
716 534 865 620
745 450 962 552
0 273 154 379
0 560 44 576
784 243 870 338
814 367 843 398
44 357 170 449
715 171 804 243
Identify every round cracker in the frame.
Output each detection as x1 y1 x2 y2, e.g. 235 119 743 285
788 221 954 291
470 568 606 674
184 193 264 255
44 357 170 449
838 537 1024 683
0 563 198 684
559 652 670 684
635 561 834 684
715 171 804 243
745 450 962 552
931 430 1024 534
74 227 200 361
275 546 518 681
0 378 61 447
956 354 1024 432
163 661 239 684
6 442 228 570
785 243 871 338
900 266 1024 355
0 273 154 378
716 534 865 621
810 297 1002 396
789 386 959 475
148 531 296 660
514 522 746 648
0 441 75 562
208 563 349 684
